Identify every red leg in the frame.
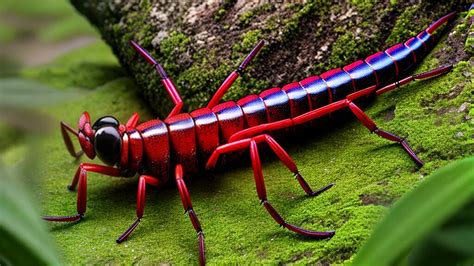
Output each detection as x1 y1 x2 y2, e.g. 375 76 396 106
60 121 84 159
126 112 140 129
175 165 205 266
206 135 335 238
130 41 183 118
347 102 424 167
249 140 335 238
262 135 333 196
229 99 349 142
207 135 333 197
376 64 452 95
226 95 423 167
206 40 265 108
43 163 122 222
116 175 160 243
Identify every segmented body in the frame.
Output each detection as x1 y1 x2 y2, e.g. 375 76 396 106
42 11 460 264
123 27 438 183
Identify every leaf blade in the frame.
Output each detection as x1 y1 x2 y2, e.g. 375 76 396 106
352 157 474 266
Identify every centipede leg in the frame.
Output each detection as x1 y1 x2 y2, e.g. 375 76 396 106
263 134 334 196
207 40 265 108
376 64 453 95
175 164 206 266
206 136 335 239
117 175 160 244
43 163 121 222
347 102 424 167
249 140 335 238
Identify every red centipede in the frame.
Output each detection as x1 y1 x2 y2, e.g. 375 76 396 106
43 11 458 265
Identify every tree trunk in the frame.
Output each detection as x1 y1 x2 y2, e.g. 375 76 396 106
70 0 470 116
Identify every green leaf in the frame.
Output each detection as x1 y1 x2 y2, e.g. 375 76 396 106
408 201 474 265
352 158 474 266
0 163 63 265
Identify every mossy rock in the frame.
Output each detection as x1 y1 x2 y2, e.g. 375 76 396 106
71 0 470 116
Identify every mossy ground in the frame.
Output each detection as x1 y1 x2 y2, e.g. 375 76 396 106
1 2 473 265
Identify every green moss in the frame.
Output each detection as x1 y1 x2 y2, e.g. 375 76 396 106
328 30 380 69
160 31 190 54
465 10 474 55
239 3 274 27
213 0 237 21
213 8 227 21
0 50 469 266
350 0 378 10
159 31 190 71
232 29 262 54
282 1 318 39
385 5 424 45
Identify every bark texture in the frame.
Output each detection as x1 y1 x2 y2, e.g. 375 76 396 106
71 0 470 116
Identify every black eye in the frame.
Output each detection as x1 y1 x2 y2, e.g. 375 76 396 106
92 116 119 131
94 126 121 165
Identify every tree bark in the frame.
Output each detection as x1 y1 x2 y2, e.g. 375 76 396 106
71 0 470 116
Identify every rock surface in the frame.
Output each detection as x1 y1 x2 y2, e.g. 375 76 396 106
71 0 470 115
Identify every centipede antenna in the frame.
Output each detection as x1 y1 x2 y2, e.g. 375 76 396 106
207 40 266 109
129 40 157 66
238 39 265 72
60 121 83 159
129 41 183 118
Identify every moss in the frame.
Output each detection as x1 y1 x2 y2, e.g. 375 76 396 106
213 0 237 21
465 10 474 55
21 4 470 262
238 3 274 27
328 30 380 69
385 3 465 45
385 5 424 45
232 29 262 54
159 31 191 72
69 0 467 116
213 8 227 21
160 31 190 54
280 1 324 40
350 0 378 10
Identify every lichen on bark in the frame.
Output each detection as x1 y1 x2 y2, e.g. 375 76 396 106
70 0 470 116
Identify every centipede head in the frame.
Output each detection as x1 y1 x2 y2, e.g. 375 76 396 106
61 112 126 165
80 112 124 166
